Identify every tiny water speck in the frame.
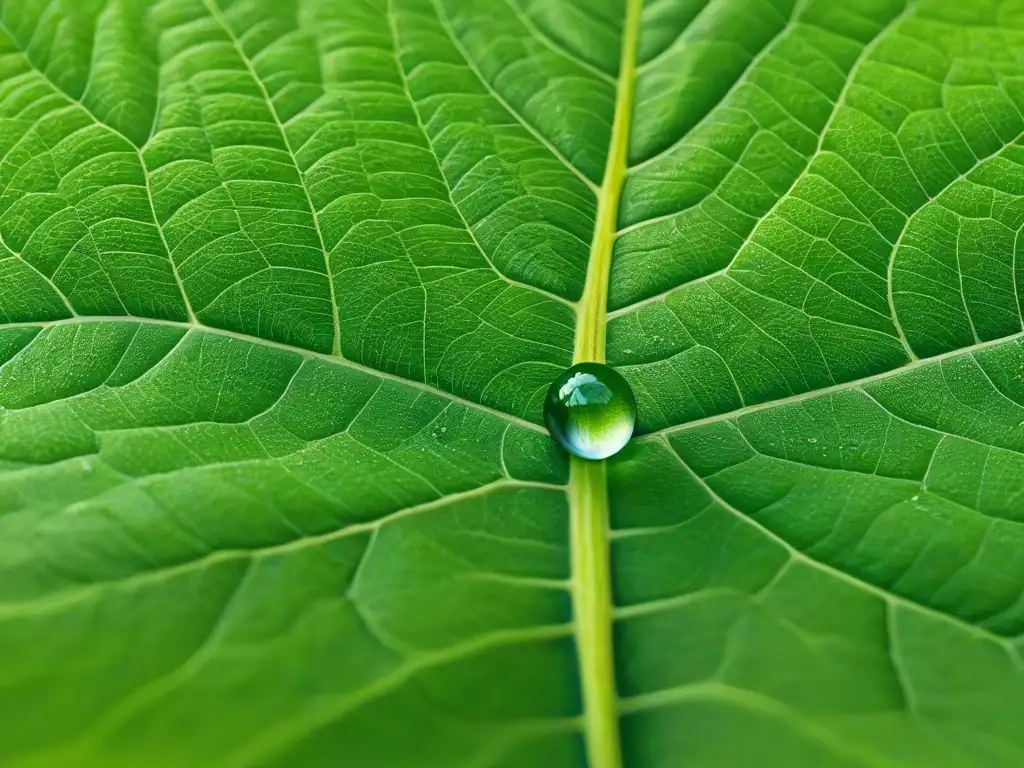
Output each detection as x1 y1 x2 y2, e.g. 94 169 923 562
543 362 636 460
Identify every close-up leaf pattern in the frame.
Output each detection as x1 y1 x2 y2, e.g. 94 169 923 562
2 0 1024 766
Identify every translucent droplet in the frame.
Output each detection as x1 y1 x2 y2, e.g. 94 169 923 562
807 437 818 444
543 362 636 460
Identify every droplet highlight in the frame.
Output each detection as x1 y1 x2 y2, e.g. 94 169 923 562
543 362 637 460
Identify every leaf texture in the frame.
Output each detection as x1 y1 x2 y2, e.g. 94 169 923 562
2 0 1024 766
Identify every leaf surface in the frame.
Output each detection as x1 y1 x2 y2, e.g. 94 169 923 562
2 0 1024 766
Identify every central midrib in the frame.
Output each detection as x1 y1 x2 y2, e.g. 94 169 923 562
569 3 642 768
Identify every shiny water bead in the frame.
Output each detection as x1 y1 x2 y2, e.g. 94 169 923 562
543 363 637 460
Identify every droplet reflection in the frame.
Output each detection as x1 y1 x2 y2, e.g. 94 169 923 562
543 363 636 460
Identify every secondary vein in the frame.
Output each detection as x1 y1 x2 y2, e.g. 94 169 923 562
0 315 548 435
203 0 343 358
569 3 642 768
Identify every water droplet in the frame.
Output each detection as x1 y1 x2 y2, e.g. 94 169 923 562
807 437 818 444
544 362 636 460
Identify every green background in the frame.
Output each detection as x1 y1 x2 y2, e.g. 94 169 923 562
2 0 1024 765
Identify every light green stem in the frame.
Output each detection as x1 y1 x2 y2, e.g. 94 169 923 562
569 457 620 768
569 2 642 767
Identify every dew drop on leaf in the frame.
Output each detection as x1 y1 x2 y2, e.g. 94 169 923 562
543 362 637 460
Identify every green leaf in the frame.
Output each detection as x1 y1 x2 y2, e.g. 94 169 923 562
2 0 1024 766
